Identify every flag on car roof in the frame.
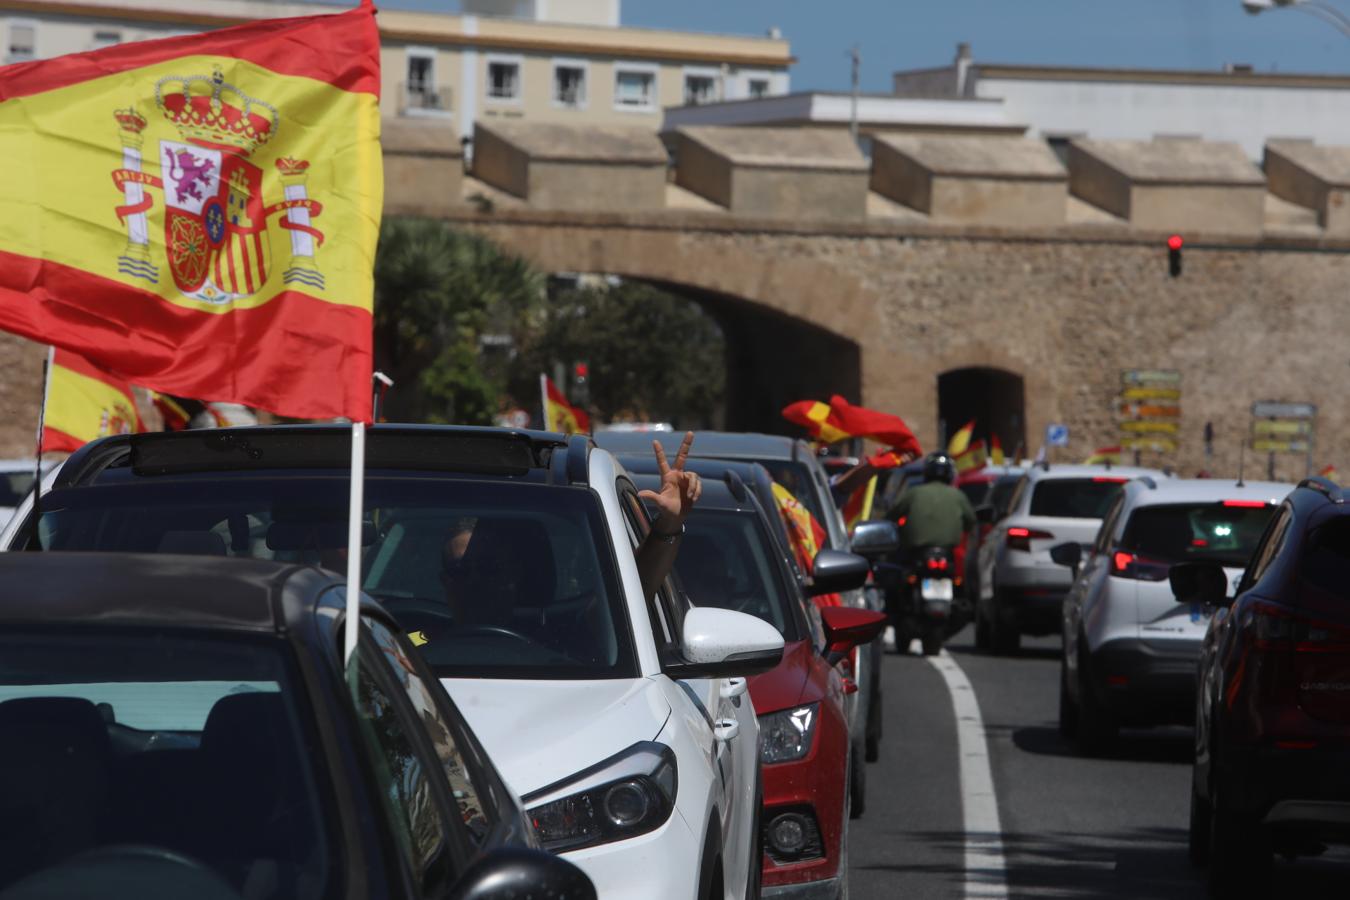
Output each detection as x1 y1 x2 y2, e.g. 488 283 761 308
0 4 381 422
990 434 1006 466
41 348 141 453
782 395 922 458
947 419 976 457
954 439 988 474
541 374 591 434
1084 445 1124 465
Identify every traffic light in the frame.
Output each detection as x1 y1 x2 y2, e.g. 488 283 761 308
572 361 589 404
1167 234 1183 278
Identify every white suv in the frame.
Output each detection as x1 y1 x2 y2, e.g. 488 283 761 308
974 463 1166 654
0 426 784 900
1055 477 1291 753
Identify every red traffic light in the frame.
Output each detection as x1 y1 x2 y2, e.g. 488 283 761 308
574 362 589 379
1167 234 1184 251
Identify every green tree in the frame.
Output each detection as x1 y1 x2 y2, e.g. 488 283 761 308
373 218 542 424
512 281 726 429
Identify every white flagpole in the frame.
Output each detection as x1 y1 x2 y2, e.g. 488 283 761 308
343 420 366 663
539 373 550 431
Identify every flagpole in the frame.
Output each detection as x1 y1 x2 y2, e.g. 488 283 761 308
539 373 550 431
343 420 366 663
29 348 52 550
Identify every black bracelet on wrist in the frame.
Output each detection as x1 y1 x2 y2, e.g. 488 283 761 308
652 522 685 543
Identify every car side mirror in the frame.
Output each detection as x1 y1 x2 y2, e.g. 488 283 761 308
809 549 871 596
1049 542 1082 573
664 606 785 680
1170 561 1229 607
975 505 995 525
819 606 888 666
450 846 596 900
849 520 900 559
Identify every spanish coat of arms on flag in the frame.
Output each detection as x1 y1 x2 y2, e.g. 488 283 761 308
0 5 382 422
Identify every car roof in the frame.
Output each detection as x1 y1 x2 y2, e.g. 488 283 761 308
595 429 810 462
957 465 1025 484
1120 478 1294 509
51 425 592 489
0 552 337 632
1023 464 1166 482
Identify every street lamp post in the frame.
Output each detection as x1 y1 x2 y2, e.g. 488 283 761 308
1243 0 1350 40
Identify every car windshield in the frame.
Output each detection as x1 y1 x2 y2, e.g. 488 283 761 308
1029 478 1128 519
0 631 332 900
1121 502 1276 568
675 509 796 639
36 476 635 680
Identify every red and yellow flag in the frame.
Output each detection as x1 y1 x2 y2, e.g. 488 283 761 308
1084 446 1124 465
42 348 141 453
841 475 879 534
990 435 1006 466
782 395 922 457
947 420 976 457
0 5 381 422
954 439 988 474
542 375 591 434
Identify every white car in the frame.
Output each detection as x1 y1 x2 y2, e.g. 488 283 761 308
1055 476 1291 753
974 463 1166 654
0 459 44 530
0 427 783 900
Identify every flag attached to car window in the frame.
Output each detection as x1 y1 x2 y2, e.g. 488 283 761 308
0 4 381 422
541 375 591 434
41 348 141 453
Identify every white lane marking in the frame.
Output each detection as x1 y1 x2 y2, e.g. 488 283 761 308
927 649 1010 900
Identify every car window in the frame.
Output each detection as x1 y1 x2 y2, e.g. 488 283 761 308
753 459 828 527
351 643 461 895
37 477 635 681
1095 495 1126 554
1029 478 1126 519
0 631 333 900
1297 517 1350 611
958 481 989 506
616 479 677 648
1006 475 1030 516
1241 504 1292 593
675 509 796 638
1121 502 1276 568
366 617 492 844
0 470 33 508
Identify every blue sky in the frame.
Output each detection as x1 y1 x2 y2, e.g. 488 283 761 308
376 0 1350 92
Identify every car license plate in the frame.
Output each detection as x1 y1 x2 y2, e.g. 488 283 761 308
921 579 954 601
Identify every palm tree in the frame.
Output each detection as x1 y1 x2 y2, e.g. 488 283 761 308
373 217 542 424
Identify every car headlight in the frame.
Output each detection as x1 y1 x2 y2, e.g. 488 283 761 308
525 741 677 853
759 703 819 764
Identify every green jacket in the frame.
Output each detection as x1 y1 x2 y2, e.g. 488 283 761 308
889 481 976 550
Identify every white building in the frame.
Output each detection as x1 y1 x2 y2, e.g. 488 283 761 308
893 43 1350 160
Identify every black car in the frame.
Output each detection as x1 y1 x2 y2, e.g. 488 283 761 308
0 553 592 900
1181 478 1350 897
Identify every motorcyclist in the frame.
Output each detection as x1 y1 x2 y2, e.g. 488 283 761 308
888 453 975 556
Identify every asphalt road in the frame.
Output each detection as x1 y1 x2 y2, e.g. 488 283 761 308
848 628 1350 899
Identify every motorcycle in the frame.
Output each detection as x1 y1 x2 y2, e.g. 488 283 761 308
878 546 957 656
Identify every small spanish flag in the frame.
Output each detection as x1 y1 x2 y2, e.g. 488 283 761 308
954 439 988 474
1084 446 1125 465
990 435 1006 466
42 348 141 453
841 475 879 534
0 4 382 422
947 420 976 457
541 374 591 434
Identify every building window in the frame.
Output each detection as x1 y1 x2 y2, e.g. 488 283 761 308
92 30 121 49
684 74 717 105
614 65 656 110
553 61 586 108
748 78 770 99
7 21 35 62
487 57 521 102
402 49 449 113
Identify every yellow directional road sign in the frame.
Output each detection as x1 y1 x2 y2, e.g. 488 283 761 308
1254 439 1310 453
1121 387 1182 402
1120 421 1179 434
1253 420 1312 437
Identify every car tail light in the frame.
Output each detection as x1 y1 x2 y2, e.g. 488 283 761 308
1110 550 1170 581
1246 601 1350 653
925 557 950 572
1223 499 1270 508
1093 477 1129 484
1006 527 1053 552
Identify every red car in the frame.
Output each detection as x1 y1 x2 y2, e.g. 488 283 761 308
634 470 885 898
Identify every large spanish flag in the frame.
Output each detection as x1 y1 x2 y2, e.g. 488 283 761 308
0 4 381 422
782 395 922 457
42 348 141 453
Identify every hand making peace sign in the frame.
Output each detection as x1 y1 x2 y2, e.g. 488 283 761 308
639 431 702 535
